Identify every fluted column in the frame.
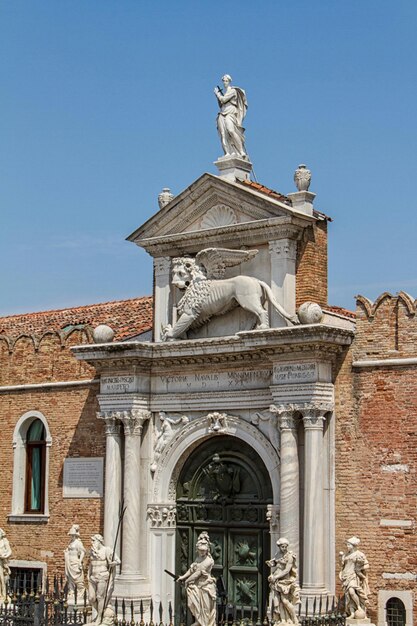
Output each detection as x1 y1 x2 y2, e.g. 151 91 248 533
119 410 151 579
97 412 123 557
268 239 297 325
270 404 300 563
301 404 331 593
153 257 171 342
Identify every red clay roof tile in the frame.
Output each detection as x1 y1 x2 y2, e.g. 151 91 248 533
0 296 153 341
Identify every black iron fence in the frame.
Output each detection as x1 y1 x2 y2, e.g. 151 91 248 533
0 578 346 626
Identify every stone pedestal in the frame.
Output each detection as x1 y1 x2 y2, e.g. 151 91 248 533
214 155 252 181
287 191 315 216
346 618 375 626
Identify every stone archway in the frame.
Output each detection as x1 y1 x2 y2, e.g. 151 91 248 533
175 435 273 621
148 415 280 608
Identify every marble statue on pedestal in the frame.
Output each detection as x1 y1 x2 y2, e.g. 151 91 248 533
267 537 300 626
161 248 298 341
339 537 370 621
214 75 248 159
177 532 216 626
64 524 86 599
88 534 121 624
0 529 11 603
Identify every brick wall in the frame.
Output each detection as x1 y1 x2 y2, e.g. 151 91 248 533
0 327 103 578
296 219 328 308
334 293 417 623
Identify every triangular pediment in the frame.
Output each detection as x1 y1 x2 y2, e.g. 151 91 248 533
128 173 297 241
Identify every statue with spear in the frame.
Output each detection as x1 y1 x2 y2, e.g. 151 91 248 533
88 502 125 624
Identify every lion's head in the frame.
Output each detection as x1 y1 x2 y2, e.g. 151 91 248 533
171 257 202 289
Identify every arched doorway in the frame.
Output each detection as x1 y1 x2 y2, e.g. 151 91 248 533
175 435 273 620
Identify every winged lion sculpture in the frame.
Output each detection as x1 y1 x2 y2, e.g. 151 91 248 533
161 248 299 341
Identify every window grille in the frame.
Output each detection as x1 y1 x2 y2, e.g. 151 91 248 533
386 597 406 626
9 567 43 594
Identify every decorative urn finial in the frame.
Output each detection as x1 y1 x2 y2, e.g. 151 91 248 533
158 187 174 210
294 164 311 192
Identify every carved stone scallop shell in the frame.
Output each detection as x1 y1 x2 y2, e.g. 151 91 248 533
201 204 237 229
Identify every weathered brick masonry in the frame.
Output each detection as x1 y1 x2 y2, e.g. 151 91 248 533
0 297 152 576
334 292 417 623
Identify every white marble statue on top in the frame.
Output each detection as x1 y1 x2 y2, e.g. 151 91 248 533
214 75 248 159
177 532 216 626
267 537 300 626
0 528 12 603
64 524 86 600
88 534 121 624
339 536 371 621
161 248 298 341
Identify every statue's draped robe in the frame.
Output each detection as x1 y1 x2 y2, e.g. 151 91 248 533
216 87 248 157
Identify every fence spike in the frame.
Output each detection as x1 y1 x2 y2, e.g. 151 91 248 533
139 599 144 626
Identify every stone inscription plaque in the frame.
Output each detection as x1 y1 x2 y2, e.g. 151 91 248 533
274 363 317 384
101 375 136 394
153 369 272 393
63 458 104 498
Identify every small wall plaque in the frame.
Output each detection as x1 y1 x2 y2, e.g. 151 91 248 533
63 457 104 498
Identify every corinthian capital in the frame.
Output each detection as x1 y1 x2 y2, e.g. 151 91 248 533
96 411 122 435
268 239 297 260
118 409 151 436
269 404 299 431
153 256 171 275
300 403 333 429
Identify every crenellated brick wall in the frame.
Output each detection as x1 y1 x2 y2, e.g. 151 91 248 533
334 292 417 623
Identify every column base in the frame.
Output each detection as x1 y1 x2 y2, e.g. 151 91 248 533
299 588 329 615
114 573 151 600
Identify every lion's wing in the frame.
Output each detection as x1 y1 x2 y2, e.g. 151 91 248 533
195 248 258 279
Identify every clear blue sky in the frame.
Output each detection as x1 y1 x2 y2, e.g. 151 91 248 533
1 0 416 316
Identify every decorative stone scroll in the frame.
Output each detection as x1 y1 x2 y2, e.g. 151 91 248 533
147 504 176 528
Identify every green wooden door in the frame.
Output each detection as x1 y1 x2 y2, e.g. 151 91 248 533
176 436 273 621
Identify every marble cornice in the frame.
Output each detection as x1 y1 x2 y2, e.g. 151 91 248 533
136 218 307 257
72 324 354 370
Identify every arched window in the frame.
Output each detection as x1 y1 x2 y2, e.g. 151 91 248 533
386 597 406 626
25 420 46 513
9 411 52 522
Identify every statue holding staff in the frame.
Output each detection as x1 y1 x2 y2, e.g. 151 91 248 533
88 534 120 624
177 532 216 626
214 75 248 159
267 537 300 626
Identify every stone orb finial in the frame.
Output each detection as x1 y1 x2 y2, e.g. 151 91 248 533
294 164 311 191
158 187 174 210
298 302 323 325
93 324 115 344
